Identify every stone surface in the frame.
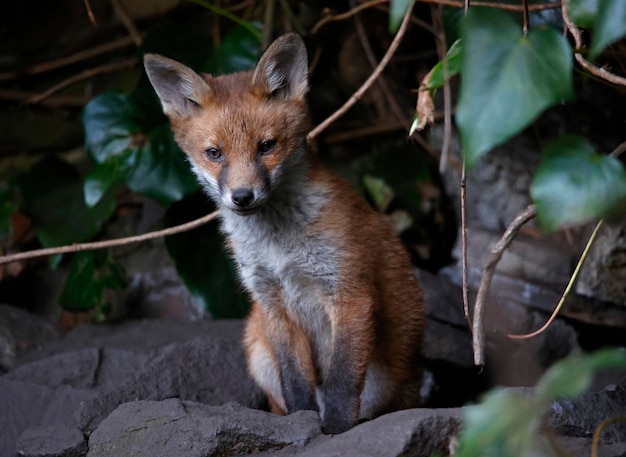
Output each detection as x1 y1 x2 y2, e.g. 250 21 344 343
577 221 626 307
0 319 263 457
0 303 60 373
73 337 264 432
16 425 87 457
546 383 626 443
294 409 461 457
87 400 322 457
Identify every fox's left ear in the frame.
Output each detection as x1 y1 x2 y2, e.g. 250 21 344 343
252 33 308 100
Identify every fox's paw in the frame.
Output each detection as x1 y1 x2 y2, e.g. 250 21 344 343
321 414 356 435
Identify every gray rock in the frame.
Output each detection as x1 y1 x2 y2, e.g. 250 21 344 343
1 320 264 457
16 318 245 366
291 408 461 457
555 435 626 457
0 379 94 457
72 336 264 431
16 425 86 457
577 221 626 307
0 303 59 372
546 383 626 443
87 400 322 457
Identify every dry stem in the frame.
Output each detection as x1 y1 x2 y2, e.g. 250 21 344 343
308 0 414 139
0 211 220 266
0 36 136 82
28 58 137 105
561 0 626 87
472 204 537 365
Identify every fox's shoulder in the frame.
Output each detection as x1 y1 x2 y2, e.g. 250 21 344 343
309 162 394 236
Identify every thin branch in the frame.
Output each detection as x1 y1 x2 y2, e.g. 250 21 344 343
508 139 626 340
431 4 453 174
591 417 626 457
0 211 220 266
110 0 142 46
308 0 414 139
0 36 136 82
522 0 529 36
0 90 89 107
351 0 408 126
263 0 276 49
562 0 626 87
473 204 537 365
312 0 388 35
420 0 560 12
509 218 603 340
28 58 137 105
461 160 471 332
84 0 98 26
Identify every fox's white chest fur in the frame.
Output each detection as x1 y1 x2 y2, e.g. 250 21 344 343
220 182 339 367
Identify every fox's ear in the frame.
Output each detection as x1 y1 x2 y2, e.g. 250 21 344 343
252 33 308 100
144 54 211 118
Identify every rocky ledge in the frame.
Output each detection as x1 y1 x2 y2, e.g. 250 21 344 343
2 310 626 457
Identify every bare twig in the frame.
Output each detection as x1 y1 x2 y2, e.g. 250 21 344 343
421 0 560 12
312 0 388 35
84 0 98 26
431 4 453 174
473 204 537 365
0 211 220 266
351 0 408 126
562 0 626 87
509 139 626 340
509 218 603 340
0 36 136 82
522 0 529 36
0 90 89 107
461 160 471 332
110 0 142 46
308 0 414 139
592 417 626 457
28 58 137 105
263 0 276 49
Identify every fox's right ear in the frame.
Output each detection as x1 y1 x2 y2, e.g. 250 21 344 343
143 54 210 118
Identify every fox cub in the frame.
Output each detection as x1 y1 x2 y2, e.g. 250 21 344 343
144 33 425 434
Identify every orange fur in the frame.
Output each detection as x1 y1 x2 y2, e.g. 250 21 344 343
144 33 425 434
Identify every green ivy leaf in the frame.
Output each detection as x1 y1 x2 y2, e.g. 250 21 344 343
531 136 626 231
362 175 395 213
426 39 463 90
59 250 127 312
84 157 124 208
83 92 139 164
389 0 413 33
83 92 198 206
568 0 598 27
164 196 250 318
536 349 626 403
589 0 626 60
456 389 539 457
456 349 626 457
456 8 574 167
16 157 116 248
206 24 262 74
125 125 199 206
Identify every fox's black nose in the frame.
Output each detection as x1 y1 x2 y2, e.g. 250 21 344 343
232 188 255 207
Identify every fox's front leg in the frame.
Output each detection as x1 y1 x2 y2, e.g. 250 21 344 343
321 295 374 434
244 302 318 414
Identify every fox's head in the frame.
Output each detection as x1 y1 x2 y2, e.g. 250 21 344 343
144 33 311 215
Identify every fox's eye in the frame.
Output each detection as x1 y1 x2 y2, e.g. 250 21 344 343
258 139 277 155
205 147 223 161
